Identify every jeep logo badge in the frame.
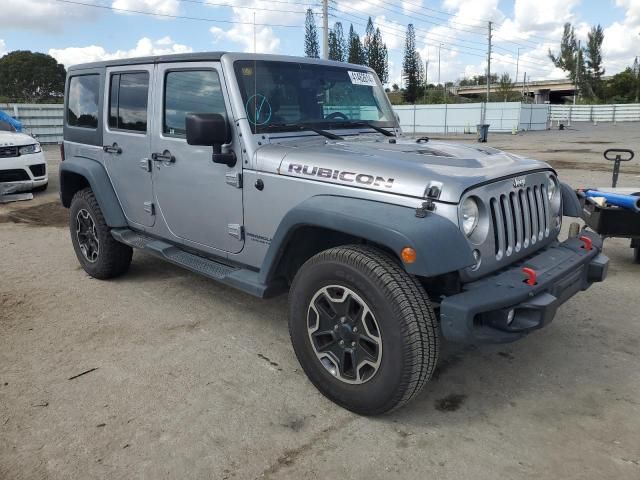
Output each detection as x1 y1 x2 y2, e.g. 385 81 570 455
513 177 526 188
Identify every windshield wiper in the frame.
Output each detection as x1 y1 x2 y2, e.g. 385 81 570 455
264 123 343 140
350 121 395 137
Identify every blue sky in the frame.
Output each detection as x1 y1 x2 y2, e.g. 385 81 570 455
2 1 639 86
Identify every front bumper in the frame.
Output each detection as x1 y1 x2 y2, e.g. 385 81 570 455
440 231 608 343
0 151 48 193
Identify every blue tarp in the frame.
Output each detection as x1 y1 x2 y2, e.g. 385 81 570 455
0 109 22 132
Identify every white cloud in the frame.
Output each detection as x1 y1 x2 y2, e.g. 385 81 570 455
602 0 640 73
0 40 7 58
111 0 180 16
207 0 307 53
2 0 98 31
49 37 192 67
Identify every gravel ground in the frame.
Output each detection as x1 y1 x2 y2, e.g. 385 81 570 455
1 125 639 479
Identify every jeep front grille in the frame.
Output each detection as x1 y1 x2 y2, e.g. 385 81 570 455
489 183 551 260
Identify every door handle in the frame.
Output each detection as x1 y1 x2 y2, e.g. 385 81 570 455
151 151 175 163
103 143 122 154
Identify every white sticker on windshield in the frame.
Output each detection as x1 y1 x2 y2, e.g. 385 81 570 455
348 71 377 86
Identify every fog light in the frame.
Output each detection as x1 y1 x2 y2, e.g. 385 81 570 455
506 309 515 325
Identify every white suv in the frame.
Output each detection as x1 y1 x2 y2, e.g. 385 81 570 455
0 120 48 194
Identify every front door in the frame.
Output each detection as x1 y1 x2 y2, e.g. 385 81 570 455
103 65 154 228
151 62 244 253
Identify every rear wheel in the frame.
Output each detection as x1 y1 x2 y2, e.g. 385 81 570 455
289 245 439 415
69 188 132 279
634 245 640 264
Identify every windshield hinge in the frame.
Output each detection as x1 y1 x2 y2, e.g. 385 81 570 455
225 172 243 188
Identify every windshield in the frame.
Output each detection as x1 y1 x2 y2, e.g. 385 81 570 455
234 60 396 134
0 120 16 132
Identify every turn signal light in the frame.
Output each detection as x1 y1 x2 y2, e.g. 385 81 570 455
401 247 417 264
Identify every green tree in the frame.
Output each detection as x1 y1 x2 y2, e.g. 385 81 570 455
584 24 605 99
549 23 581 82
328 22 346 62
363 17 375 63
367 26 388 83
347 24 365 64
497 72 514 101
402 24 419 103
304 9 320 58
605 65 639 103
0 50 66 103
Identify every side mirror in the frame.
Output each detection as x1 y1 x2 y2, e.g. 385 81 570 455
185 113 236 167
186 113 229 147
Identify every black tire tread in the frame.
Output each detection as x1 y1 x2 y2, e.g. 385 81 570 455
70 188 132 279
289 244 439 414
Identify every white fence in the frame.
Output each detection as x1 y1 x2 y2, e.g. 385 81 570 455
394 102 549 135
2 101 640 144
549 103 640 124
0 103 64 143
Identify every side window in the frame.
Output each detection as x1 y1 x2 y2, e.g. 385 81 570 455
67 75 100 129
163 70 225 137
108 72 149 132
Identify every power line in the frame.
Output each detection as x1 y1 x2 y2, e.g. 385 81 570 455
330 10 551 71
53 0 308 28
332 2 551 67
178 0 319 15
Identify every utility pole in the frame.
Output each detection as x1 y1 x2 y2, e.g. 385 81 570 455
322 0 329 60
423 58 429 103
515 47 521 87
634 55 639 103
522 72 526 99
438 43 442 87
573 40 581 105
486 21 492 104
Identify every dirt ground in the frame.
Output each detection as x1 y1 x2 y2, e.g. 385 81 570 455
1 124 639 479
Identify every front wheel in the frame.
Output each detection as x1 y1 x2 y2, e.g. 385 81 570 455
69 188 132 279
288 245 439 415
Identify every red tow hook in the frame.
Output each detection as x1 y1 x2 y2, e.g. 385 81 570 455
522 267 537 286
579 235 593 251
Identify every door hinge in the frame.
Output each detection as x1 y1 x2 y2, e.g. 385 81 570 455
143 201 155 215
225 172 243 188
227 224 244 240
139 158 152 172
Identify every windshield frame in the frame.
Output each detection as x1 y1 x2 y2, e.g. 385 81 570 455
231 58 398 135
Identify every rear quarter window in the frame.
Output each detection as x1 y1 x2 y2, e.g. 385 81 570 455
67 75 100 129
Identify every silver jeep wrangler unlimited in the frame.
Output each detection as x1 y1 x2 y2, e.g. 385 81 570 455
60 53 608 415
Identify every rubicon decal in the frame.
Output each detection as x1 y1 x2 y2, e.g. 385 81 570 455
287 163 395 188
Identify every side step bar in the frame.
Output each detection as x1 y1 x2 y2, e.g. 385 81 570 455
111 228 284 298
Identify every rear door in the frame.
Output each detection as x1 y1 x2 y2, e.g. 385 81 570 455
103 65 155 228
150 62 244 253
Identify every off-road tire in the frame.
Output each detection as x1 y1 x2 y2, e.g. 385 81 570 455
289 245 439 415
69 188 132 279
634 245 640 264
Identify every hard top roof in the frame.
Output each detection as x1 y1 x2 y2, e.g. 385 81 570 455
66 52 374 72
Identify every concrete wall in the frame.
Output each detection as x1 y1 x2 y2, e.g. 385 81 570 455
394 102 549 135
0 103 64 144
3 101 639 144
549 103 640 123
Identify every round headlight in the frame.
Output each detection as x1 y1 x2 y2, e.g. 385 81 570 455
461 197 479 236
547 176 558 201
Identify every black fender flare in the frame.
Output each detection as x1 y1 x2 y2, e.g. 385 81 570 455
59 156 127 227
560 181 582 217
260 195 475 282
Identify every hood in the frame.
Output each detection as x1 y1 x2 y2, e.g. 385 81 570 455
258 136 551 203
0 131 37 147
